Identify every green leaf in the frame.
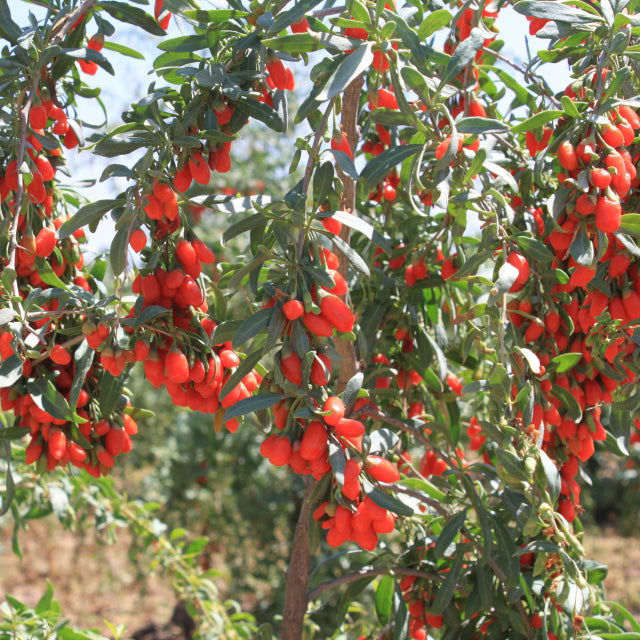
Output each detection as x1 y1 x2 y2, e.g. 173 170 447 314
109 225 129 277
431 552 464 615
375 575 395 625
0 447 15 516
433 509 467 558
583 559 608 585
103 41 145 59
331 149 359 179
494 262 519 296
0 355 22 388
267 0 323 34
328 438 346 486
438 28 485 91
483 161 520 193
183 9 249 22
361 144 422 194
620 213 640 234
551 352 582 373
34 257 69 290
158 34 208 52
0 0 21 44
223 392 286 420
517 236 554 265
0 307 17 327
0 426 31 440
369 429 400 454
100 1 167 35
510 110 564 134
261 33 325 53
561 94 580 117
26 378 73 422
313 161 334 207
491 67 531 104
328 210 391 251
570 224 594 265
69 340 94 411
58 199 122 239
235 96 286 133
317 42 374 102
219 349 264 403
514 0 602 23
418 9 452 38
232 309 273 348
342 372 364 409
99 372 127 417
515 347 541 375
551 384 582 421
495 449 530 482
330 235 370 276
62 47 115 75
211 320 243 345
456 117 509 134
366 487 413 516
35 581 55 615
123 304 170 329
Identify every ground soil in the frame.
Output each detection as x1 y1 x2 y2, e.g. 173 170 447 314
584 527 640 617
0 519 637 637
0 518 185 637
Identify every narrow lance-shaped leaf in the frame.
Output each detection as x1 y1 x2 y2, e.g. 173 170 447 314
437 28 485 92
317 42 374 102
223 392 286 421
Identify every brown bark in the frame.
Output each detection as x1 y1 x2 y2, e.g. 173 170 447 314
281 480 315 640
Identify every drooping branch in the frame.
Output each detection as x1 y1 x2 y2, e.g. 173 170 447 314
7 0 97 297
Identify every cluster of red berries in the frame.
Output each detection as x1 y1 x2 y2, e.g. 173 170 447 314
494 91 640 521
256 241 406 551
553 105 640 235
0 59 159 472
0 333 138 475
400 574 443 640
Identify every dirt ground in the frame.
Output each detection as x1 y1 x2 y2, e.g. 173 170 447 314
0 519 638 636
583 527 640 617
0 519 182 636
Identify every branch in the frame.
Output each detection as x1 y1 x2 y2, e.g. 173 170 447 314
49 0 96 45
486 556 535 638
281 478 316 640
307 567 443 602
363 408 460 472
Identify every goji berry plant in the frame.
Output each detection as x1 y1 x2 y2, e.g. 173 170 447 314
2 0 640 638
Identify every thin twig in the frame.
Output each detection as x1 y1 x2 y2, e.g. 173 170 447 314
307 567 443 601
49 0 96 45
30 333 85 366
297 100 335 260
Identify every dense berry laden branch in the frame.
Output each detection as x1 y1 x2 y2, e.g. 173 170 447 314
282 76 363 640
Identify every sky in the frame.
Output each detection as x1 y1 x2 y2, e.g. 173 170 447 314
8 0 571 254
